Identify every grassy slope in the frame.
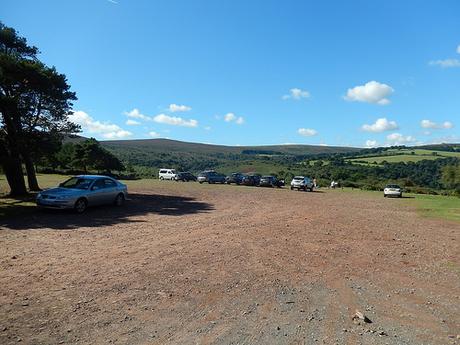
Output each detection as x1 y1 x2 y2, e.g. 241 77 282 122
101 138 361 156
1 174 459 223
347 148 460 165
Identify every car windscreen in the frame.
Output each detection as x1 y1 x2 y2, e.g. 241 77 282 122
386 184 400 188
60 177 93 190
293 177 304 180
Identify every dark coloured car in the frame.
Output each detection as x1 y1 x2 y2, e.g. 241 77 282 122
259 176 285 188
197 171 226 184
241 174 261 186
175 172 197 182
226 172 245 185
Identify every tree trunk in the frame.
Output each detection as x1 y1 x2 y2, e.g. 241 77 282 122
0 106 28 196
1 153 27 196
23 153 41 191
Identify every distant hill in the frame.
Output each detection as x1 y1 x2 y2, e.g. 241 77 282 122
100 138 361 156
88 138 360 175
65 136 459 176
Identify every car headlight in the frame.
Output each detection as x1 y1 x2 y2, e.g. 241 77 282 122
37 193 42 199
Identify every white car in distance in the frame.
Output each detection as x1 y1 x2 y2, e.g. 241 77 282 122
158 169 177 180
290 176 314 191
383 184 403 198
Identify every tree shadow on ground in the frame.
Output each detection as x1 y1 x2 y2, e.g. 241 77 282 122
0 193 214 231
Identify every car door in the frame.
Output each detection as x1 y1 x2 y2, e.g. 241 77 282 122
102 178 118 204
88 178 106 205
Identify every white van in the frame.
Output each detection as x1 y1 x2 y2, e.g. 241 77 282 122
158 169 176 180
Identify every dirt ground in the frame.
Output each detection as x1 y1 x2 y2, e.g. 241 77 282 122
0 182 459 345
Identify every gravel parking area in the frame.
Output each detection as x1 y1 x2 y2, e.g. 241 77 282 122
1 183 459 345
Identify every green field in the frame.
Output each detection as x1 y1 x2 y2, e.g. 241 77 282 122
347 148 460 165
410 193 460 222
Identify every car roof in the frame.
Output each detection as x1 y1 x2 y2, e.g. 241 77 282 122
75 175 113 179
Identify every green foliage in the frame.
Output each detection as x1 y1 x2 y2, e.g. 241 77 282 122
441 164 460 193
70 138 125 173
0 21 78 195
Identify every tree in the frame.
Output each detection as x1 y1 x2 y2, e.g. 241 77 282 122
441 164 460 191
0 22 78 195
71 139 125 173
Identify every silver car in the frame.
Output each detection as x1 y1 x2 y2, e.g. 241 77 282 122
36 175 128 213
383 184 403 198
290 176 314 191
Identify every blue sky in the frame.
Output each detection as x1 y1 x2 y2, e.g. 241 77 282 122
3 0 460 147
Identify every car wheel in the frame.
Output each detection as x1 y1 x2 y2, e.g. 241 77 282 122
384 194 387 197
199 181 203 184
290 186 294 190
74 198 88 214
114 193 125 206
160 176 164 180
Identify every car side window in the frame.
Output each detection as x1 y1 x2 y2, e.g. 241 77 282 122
93 179 105 190
104 179 117 188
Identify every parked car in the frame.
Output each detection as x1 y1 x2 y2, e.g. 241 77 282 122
290 176 314 191
158 168 176 180
174 172 197 182
226 172 245 185
241 174 261 186
259 175 284 188
36 175 128 213
383 184 403 198
197 171 226 184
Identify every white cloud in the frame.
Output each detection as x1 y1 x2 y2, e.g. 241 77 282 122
386 133 416 145
204 126 212 131
297 128 318 137
457 45 460 54
124 108 151 121
344 81 394 105
223 112 244 125
126 119 141 126
69 110 132 139
420 119 454 129
153 114 198 127
362 118 398 132
149 131 160 137
282 88 310 100
103 130 132 139
365 140 378 148
429 59 460 68
168 104 191 112
224 113 236 122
